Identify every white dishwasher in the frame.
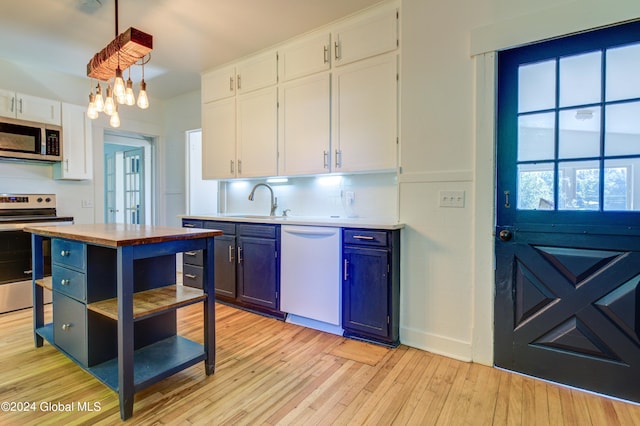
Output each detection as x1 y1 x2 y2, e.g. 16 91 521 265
281 225 343 335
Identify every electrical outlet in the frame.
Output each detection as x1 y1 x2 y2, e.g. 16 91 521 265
345 191 355 205
81 199 93 208
439 190 465 208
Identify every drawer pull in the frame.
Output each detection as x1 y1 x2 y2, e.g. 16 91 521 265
185 251 198 256
61 323 72 331
353 235 375 240
60 279 70 286
185 274 198 279
183 224 196 228
60 250 70 257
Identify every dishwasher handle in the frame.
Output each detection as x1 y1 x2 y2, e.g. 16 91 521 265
283 228 338 237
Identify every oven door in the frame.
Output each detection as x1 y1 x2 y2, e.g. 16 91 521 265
0 229 50 284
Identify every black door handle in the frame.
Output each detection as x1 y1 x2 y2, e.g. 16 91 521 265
499 230 512 241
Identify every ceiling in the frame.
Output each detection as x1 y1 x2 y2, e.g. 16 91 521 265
0 0 383 100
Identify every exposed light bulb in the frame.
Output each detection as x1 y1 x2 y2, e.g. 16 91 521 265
114 67 125 98
94 83 104 112
125 78 136 106
87 93 98 119
104 84 115 116
137 80 149 109
110 107 121 128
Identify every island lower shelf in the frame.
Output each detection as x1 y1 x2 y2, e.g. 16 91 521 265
36 324 205 392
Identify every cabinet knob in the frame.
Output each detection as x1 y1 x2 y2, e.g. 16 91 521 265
61 323 72 331
60 250 70 257
60 279 70 286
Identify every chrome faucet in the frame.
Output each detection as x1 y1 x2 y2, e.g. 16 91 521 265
248 183 278 216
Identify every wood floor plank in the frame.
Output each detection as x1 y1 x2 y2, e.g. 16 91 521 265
2 302 640 424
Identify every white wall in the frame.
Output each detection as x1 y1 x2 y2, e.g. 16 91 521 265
399 0 640 364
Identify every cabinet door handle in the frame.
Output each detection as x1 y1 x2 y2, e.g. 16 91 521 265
237 246 243 264
238 159 242 174
323 45 329 63
353 235 375 240
334 41 340 60
61 323 72 331
60 279 70 286
344 259 349 281
19 98 23 114
185 251 198 256
60 250 70 257
230 76 234 91
323 151 328 169
230 160 235 174
185 274 197 279
10 97 15 113
237 74 242 90
335 149 342 168
229 245 234 263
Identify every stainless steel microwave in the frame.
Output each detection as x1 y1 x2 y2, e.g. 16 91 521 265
0 117 62 161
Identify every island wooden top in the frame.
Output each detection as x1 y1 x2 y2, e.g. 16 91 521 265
24 223 223 247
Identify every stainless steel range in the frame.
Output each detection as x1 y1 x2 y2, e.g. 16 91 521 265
0 194 73 313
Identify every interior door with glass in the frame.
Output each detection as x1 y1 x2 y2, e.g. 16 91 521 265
495 21 640 402
123 148 144 224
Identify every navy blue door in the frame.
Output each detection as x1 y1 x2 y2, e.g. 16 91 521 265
495 21 640 402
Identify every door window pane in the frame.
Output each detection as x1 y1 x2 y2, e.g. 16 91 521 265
518 60 556 113
558 107 601 158
518 112 555 161
603 160 634 211
517 164 554 209
559 161 600 210
605 101 640 156
559 51 601 107
606 42 640 102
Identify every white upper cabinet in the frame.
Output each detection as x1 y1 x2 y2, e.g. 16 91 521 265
202 65 236 103
279 32 331 82
333 6 398 66
333 53 398 173
235 51 278 95
279 73 331 176
202 97 236 179
236 86 278 178
54 103 93 180
0 89 61 125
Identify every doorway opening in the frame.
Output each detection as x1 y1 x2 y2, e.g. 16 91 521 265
104 131 154 224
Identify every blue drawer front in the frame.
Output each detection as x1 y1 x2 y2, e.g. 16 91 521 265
238 224 277 239
204 221 235 235
53 292 87 366
52 265 86 301
343 229 388 247
52 239 86 271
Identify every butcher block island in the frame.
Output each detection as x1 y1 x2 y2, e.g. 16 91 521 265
24 223 222 420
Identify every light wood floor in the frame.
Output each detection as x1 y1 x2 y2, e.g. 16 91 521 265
1 303 639 425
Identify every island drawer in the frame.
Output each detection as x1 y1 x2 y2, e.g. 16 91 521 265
183 264 203 289
53 291 87 364
343 229 388 247
52 264 86 301
52 239 86 271
183 249 203 267
182 219 204 229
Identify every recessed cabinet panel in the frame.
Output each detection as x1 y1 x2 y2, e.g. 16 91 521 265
236 51 278 95
202 65 236 103
279 73 331 176
333 7 398 66
279 32 331 82
236 86 278 178
202 97 236 179
333 53 398 172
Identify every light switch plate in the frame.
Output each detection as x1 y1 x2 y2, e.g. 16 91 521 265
439 190 465 208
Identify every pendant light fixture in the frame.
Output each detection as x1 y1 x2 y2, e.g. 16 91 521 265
86 0 153 127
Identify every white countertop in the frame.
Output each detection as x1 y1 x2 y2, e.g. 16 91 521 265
178 214 404 230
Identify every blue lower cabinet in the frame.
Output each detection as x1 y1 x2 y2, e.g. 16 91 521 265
342 228 400 347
